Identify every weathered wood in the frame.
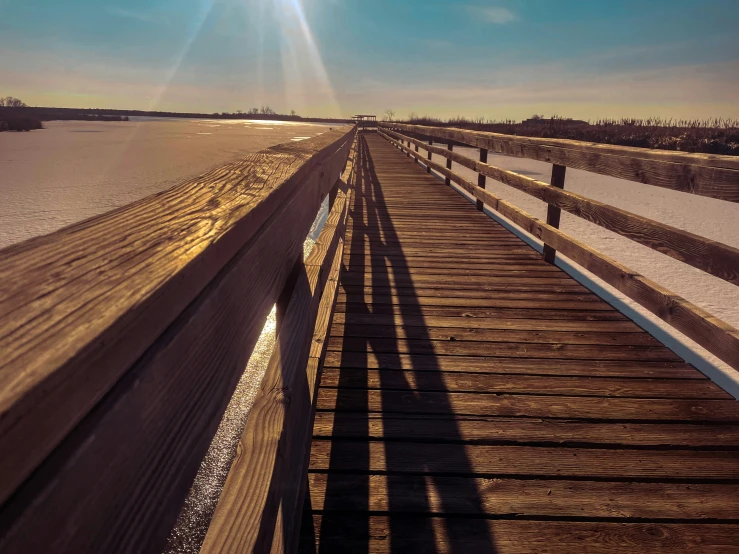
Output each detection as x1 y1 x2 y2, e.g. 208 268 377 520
382 128 739 284
317 387 739 422
543 163 566 263
445 143 452 185
331 322 661 347
381 122 739 202
0 141 355 554
323 351 700 378
477 147 487 210
380 130 739 371
320 368 728 398
310 439 739 477
304 516 739 553
201 192 352 553
313 412 739 446
332 312 641 332
0 127 355 509
308 473 739 518
306 134 739 552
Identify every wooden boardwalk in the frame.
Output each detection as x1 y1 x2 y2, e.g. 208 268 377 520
299 134 739 552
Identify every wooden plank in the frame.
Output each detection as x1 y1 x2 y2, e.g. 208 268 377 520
0 127 355 508
386 128 739 284
334 298 624 312
319 368 728 399
316 388 739 422
331 312 641 332
307 133 739 554
303 516 739 553
543 163 566 264
309 439 739 478
333 305 631 320
323 352 701 378
380 130 739 371
313 412 739 447
307 473 739 519
381 123 739 202
329 324 662 347
0 152 349 554
337 290 606 304
338 289 607 304
201 189 351 553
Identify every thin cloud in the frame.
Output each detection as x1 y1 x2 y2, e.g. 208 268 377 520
107 6 159 24
470 6 517 24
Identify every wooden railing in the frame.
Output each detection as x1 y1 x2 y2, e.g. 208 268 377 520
0 125 356 553
378 122 739 373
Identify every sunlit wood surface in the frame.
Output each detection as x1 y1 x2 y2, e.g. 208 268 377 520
299 133 739 553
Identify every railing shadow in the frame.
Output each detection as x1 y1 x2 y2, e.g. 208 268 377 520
316 134 497 553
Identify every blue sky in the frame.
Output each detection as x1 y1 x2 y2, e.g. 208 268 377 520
1 0 737 119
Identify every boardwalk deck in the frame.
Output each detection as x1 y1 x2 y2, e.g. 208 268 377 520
299 134 739 553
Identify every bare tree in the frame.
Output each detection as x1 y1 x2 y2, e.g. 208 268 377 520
0 96 27 108
383 108 395 122
247 107 259 115
407 112 418 122
290 109 297 117
260 105 275 115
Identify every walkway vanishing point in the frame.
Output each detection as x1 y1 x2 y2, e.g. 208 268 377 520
1 124 739 553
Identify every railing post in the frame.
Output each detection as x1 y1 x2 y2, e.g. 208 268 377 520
445 143 453 186
476 148 487 211
406 140 411 157
427 140 432 172
542 164 567 264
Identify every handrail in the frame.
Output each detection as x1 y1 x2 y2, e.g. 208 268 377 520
381 128 739 285
0 126 355 553
378 128 739 373
381 122 739 202
201 136 358 554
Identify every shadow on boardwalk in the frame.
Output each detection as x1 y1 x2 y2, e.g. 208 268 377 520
306 134 497 553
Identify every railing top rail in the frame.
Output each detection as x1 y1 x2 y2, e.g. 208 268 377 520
0 126 355 514
380 122 739 202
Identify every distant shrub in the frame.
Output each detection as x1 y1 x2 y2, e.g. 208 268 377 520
400 114 739 155
0 115 44 131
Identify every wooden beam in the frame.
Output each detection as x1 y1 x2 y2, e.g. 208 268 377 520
380 122 739 203
477 148 487 211
379 130 739 371
201 160 354 554
542 164 567 263
445 143 453 186
0 126 355 510
382 128 739 285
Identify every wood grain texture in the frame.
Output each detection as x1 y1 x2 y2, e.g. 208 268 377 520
319 368 729 399
200 139 357 554
308 473 739 519
309 440 739 478
0 127 355 508
380 130 739 371
380 122 739 202
304 134 739 553
313 412 739 447
303 516 739 553
383 128 739 284
0 149 351 553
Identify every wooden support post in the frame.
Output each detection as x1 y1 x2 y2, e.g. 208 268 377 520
427 140 432 172
476 148 487 211
542 163 567 264
406 140 411 157
445 143 453 186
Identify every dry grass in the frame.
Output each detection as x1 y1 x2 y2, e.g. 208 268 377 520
400 115 739 155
